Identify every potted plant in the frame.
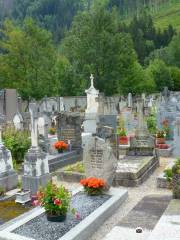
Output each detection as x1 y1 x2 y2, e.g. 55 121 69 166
117 128 128 145
156 130 166 144
164 168 173 189
34 182 77 222
172 159 180 199
162 119 170 140
48 127 56 135
53 140 68 153
80 177 106 196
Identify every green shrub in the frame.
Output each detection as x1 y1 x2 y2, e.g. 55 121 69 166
164 168 173 183
146 114 157 135
2 127 31 163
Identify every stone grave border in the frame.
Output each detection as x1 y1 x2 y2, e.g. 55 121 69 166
0 187 128 240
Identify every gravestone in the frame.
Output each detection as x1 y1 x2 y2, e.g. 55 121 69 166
22 103 51 194
173 114 180 157
0 114 18 191
83 135 117 187
128 93 133 108
38 114 50 153
83 74 99 134
129 99 155 156
13 112 23 130
57 112 82 151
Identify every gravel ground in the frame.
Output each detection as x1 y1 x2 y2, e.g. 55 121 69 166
54 157 174 240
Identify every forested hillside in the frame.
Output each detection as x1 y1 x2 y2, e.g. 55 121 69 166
0 0 179 99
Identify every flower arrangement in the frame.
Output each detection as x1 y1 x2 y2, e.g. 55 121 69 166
33 182 78 222
156 144 169 149
117 128 127 137
53 141 68 153
162 119 170 139
156 130 166 138
80 177 106 196
48 127 56 135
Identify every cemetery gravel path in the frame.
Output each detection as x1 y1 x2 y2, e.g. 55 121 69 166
53 157 174 240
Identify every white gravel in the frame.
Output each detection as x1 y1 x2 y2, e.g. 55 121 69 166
53 157 174 240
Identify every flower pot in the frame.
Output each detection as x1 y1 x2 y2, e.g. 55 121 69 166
46 213 66 222
58 149 63 154
119 136 128 145
156 138 165 144
15 190 31 204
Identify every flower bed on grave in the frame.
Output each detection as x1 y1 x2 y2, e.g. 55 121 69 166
3 183 127 240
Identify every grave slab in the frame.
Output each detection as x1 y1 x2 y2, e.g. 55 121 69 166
114 156 159 187
0 188 128 240
147 199 180 240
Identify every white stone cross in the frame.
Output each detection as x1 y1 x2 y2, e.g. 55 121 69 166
90 74 94 88
29 103 39 148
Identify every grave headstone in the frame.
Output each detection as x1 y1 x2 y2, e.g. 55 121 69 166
83 74 99 134
83 135 117 187
173 114 180 157
129 99 155 156
128 93 133 108
0 114 18 191
13 112 23 130
22 103 51 194
57 112 82 151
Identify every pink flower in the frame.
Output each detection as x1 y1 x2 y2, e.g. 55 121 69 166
54 199 62 206
75 212 81 220
33 200 40 206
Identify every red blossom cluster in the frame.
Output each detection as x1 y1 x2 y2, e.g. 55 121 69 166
80 177 106 189
53 141 68 150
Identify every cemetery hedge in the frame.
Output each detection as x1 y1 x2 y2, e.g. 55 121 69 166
0 0 179 98
2 127 31 164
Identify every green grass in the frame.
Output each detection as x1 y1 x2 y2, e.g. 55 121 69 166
154 2 180 31
64 162 85 174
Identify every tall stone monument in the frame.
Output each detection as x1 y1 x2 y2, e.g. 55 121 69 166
129 99 155 156
22 103 51 194
127 93 133 108
83 74 99 134
173 114 180 157
0 114 18 191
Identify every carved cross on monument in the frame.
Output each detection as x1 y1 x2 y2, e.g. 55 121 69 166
29 103 39 148
90 74 94 88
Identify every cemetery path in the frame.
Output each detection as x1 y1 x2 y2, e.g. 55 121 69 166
53 157 174 240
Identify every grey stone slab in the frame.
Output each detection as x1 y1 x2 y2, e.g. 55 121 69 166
0 172 18 191
56 170 85 182
114 156 159 187
48 150 82 173
148 199 180 240
118 195 171 230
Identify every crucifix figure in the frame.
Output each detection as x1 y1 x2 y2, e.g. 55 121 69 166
90 74 94 88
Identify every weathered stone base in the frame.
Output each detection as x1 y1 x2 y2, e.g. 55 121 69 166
113 156 159 187
48 150 82 173
156 147 173 157
22 174 51 195
0 171 18 191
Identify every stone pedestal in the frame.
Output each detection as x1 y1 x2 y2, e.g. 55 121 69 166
22 147 51 195
0 144 18 191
